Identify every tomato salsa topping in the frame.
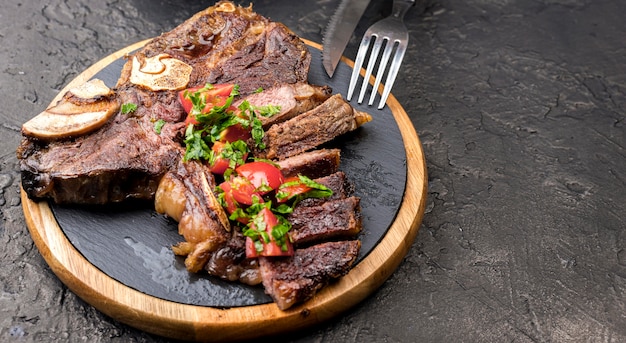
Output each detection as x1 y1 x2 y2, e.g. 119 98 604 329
178 83 333 258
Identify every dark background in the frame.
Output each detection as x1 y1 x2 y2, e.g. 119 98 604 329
1 0 625 342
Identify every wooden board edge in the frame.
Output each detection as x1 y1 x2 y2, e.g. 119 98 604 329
20 39 428 342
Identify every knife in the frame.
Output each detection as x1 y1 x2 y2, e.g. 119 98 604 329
322 0 371 78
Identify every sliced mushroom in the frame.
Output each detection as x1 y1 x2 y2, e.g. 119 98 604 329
68 78 114 99
22 79 119 140
130 54 193 91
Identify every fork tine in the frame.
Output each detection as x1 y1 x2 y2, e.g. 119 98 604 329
368 39 395 106
357 34 383 103
347 0 415 109
347 34 371 101
377 41 407 109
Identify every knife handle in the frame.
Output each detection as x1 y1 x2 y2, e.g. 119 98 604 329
392 0 415 19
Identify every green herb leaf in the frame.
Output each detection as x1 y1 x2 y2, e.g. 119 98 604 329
121 102 138 114
153 119 166 134
271 216 292 251
208 140 250 170
250 113 265 149
183 125 211 162
255 104 281 117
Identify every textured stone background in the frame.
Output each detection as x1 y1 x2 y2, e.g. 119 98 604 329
1 0 625 342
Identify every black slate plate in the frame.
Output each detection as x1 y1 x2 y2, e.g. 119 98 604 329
49 46 407 308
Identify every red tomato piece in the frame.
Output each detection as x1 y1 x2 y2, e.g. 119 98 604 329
229 176 262 206
245 208 294 258
217 181 249 224
276 176 312 203
178 84 235 123
235 162 284 194
245 237 294 258
184 113 200 126
217 181 238 214
208 142 230 175
209 141 250 175
219 123 251 143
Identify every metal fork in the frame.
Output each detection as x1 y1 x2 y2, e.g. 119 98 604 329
347 0 415 109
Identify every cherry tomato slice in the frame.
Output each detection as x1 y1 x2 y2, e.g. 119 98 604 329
235 162 284 194
179 84 234 113
245 237 294 258
208 141 231 175
229 176 262 206
179 84 235 124
245 208 293 258
209 141 249 175
219 123 251 143
217 181 238 214
217 181 249 224
276 176 312 203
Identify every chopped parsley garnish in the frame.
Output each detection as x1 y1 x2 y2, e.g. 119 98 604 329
153 119 166 134
181 84 280 162
209 140 249 170
276 175 333 203
121 102 137 114
183 124 211 162
241 202 293 253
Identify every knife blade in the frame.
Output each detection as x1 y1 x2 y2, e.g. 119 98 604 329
322 0 371 78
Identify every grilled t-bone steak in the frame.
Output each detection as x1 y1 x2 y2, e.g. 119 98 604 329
17 1 370 311
18 1 312 204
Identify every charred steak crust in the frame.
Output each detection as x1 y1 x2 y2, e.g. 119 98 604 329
17 111 183 204
276 148 341 180
259 240 361 310
119 4 310 95
256 94 371 160
288 196 362 246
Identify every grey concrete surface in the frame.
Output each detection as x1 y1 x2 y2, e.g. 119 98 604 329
1 0 625 342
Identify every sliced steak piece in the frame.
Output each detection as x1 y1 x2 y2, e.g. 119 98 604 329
254 94 373 160
288 196 362 246
297 171 354 207
276 148 341 179
234 83 332 128
259 240 361 310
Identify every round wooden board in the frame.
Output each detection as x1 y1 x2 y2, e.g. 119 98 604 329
21 39 428 342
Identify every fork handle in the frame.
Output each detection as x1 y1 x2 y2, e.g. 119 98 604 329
392 0 415 19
